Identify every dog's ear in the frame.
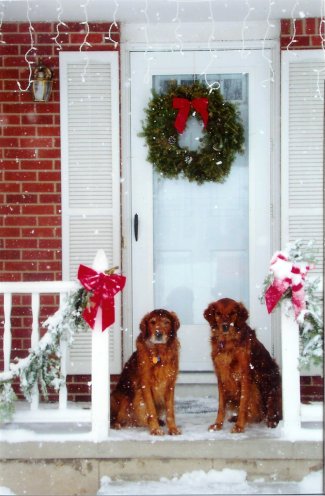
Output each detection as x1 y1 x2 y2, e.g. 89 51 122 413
169 312 180 333
203 303 216 325
236 302 249 325
139 313 150 338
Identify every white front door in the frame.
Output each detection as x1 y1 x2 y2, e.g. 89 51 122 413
130 50 272 373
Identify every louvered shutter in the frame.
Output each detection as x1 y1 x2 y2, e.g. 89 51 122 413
60 52 121 374
281 50 324 373
281 50 324 284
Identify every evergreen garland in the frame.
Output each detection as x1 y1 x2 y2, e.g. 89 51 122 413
0 287 89 422
140 82 245 184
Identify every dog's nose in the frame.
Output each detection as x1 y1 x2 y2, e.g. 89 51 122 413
222 324 229 333
155 329 163 340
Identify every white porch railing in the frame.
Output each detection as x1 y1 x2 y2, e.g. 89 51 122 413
0 281 322 440
0 279 110 440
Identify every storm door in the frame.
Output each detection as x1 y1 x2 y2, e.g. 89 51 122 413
130 50 272 373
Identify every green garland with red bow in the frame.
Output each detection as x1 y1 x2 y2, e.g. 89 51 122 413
140 82 245 184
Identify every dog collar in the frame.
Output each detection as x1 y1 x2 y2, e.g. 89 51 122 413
152 356 161 365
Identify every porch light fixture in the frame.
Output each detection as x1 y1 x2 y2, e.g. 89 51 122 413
32 62 53 102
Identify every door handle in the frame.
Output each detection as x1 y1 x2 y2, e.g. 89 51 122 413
134 213 139 241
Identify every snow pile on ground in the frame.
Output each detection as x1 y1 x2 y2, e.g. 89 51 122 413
0 468 322 495
97 468 324 495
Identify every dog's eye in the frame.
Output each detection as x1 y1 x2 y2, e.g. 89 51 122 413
150 318 156 325
215 311 221 317
163 319 171 325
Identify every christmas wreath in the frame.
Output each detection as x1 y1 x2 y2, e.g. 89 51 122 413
140 81 245 184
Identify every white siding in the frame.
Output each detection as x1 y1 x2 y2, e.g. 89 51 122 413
60 52 121 374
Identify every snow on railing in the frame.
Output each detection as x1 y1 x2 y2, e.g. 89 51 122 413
281 309 323 436
0 280 96 428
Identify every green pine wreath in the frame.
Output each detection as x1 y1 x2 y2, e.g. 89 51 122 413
140 81 245 184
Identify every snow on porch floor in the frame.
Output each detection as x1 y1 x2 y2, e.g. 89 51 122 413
1 397 323 495
1 396 322 442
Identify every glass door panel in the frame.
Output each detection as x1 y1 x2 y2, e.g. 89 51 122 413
152 74 248 370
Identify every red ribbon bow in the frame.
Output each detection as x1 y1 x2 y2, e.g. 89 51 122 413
78 264 126 332
265 253 312 319
172 97 209 134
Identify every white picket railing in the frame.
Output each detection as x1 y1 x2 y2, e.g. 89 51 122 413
281 309 323 436
0 281 322 440
0 279 110 439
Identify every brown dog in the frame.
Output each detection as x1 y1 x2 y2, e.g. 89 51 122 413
204 298 282 433
110 309 181 435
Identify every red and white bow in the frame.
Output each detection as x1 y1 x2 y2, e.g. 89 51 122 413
265 252 313 319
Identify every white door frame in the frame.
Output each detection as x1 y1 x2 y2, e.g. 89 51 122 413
121 42 281 379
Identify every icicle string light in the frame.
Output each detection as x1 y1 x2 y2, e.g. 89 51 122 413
241 0 254 57
53 0 68 51
17 0 37 92
0 1 6 45
104 0 119 48
261 0 275 85
172 0 183 54
200 0 220 93
79 0 91 83
286 1 299 50
320 0 325 51
142 0 154 85
79 0 92 51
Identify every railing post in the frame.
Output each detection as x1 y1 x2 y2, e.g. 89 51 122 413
281 308 301 435
91 250 110 441
31 292 40 411
3 293 12 372
59 292 68 411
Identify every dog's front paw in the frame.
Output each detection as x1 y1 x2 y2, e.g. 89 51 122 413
208 423 223 431
231 424 245 433
150 427 165 436
168 426 182 435
111 422 122 430
266 418 279 428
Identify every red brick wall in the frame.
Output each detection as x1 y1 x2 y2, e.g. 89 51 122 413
280 17 324 49
0 21 119 283
0 21 120 401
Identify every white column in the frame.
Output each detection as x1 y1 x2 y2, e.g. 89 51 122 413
91 249 110 441
31 292 40 411
3 293 12 372
281 308 301 436
59 292 68 411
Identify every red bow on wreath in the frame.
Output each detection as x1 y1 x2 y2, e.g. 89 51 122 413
78 264 126 332
172 97 209 134
265 252 313 319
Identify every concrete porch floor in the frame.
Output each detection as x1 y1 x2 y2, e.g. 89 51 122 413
0 397 323 496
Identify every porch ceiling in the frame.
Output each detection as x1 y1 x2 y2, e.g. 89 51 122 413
2 0 323 23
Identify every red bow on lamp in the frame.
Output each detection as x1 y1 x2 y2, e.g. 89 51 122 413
78 264 126 332
172 97 209 134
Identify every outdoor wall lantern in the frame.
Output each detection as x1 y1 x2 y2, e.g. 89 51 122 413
32 62 53 102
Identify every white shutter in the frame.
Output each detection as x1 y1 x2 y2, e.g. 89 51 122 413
60 52 121 374
281 50 324 375
282 50 324 283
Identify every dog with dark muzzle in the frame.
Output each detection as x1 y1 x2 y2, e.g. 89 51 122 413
204 298 282 433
